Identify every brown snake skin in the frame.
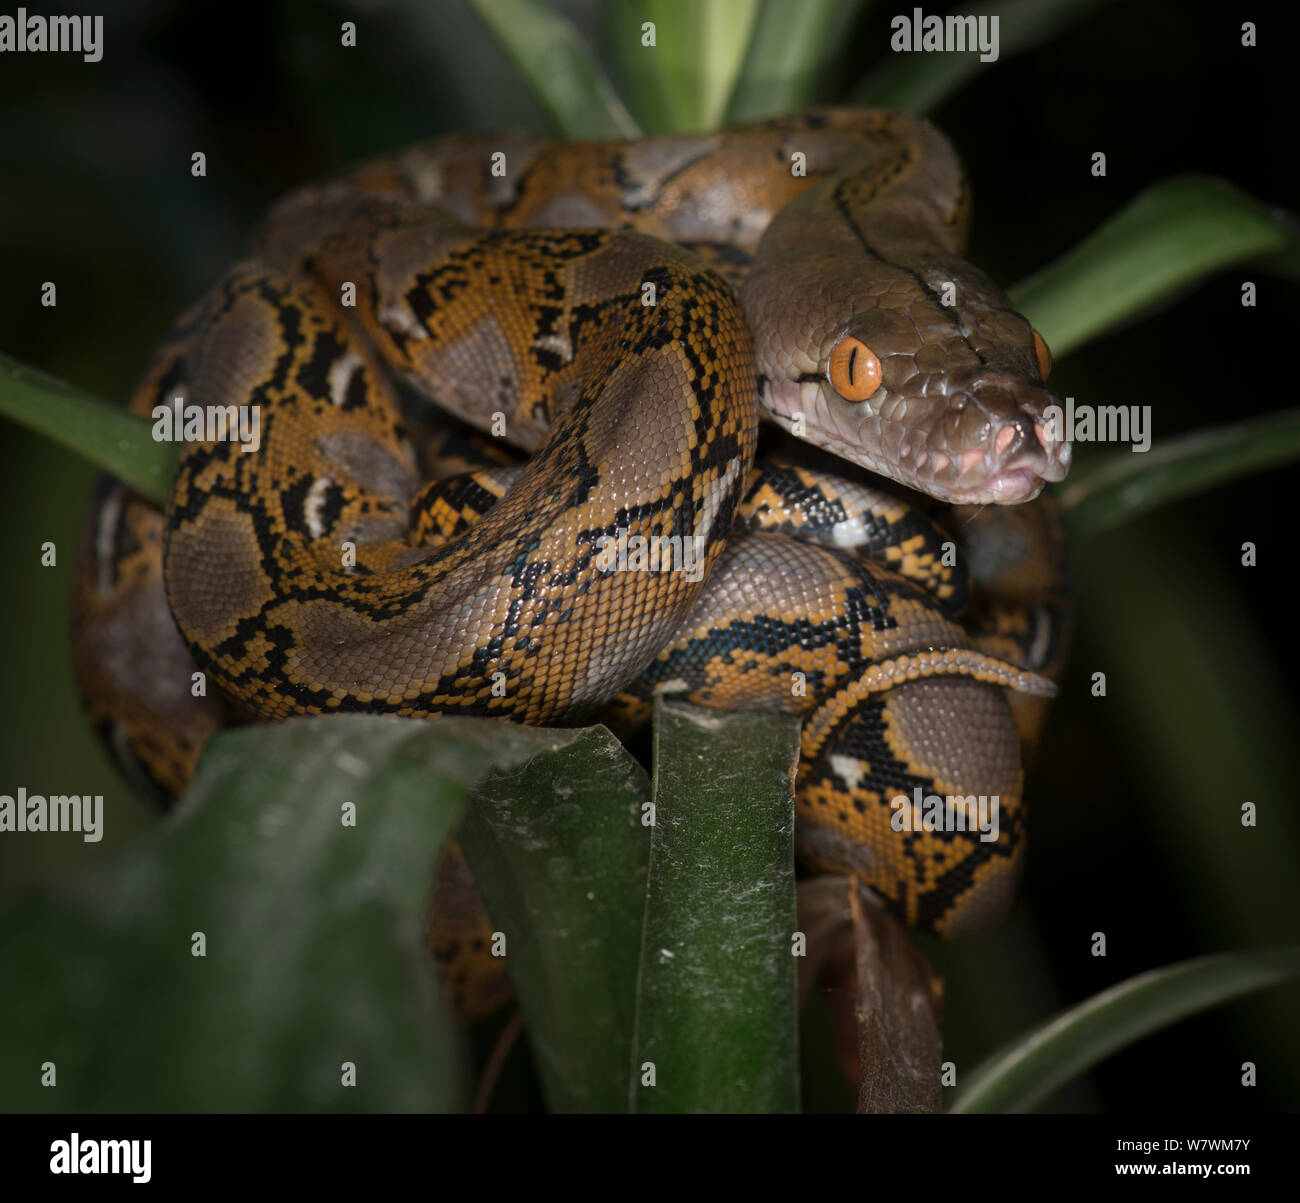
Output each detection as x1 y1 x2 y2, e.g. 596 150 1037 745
72 109 1071 1018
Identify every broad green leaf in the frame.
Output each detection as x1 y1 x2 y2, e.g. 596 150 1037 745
630 698 802 1113
725 0 867 124
0 351 175 504
457 724 652 1113
603 0 761 133
468 0 640 138
0 713 645 1112
1061 407 1300 537
853 0 1111 114
950 947 1300 1113
1010 176 1300 360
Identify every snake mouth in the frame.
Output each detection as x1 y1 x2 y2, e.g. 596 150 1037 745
887 443 1069 506
924 424 1073 505
930 406 1073 504
977 465 1057 505
883 370 1073 503
766 392 1072 506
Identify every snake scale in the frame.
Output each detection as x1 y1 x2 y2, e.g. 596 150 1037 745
72 109 1070 1018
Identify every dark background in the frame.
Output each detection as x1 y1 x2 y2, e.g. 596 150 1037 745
0 0 1296 1112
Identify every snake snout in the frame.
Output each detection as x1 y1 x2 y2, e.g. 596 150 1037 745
929 379 1071 505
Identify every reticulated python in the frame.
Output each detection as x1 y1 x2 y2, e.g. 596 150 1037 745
72 110 1071 1017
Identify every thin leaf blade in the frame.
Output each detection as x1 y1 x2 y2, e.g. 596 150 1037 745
950 947 1300 1113
469 0 640 138
724 0 867 123
603 0 761 133
0 351 174 504
1011 176 1300 359
1061 408 1300 537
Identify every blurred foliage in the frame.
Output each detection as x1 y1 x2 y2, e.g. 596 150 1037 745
0 717 473 1113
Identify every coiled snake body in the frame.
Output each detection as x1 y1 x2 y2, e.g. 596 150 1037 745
73 110 1070 1014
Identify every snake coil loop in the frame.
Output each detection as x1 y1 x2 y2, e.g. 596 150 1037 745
73 110 1070 1003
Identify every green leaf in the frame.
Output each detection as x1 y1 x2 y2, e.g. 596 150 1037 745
1010 176 1300 360
853 0 1111 114
457 724 652 1113
468 0 640 138
0 351 175 504
1061 407 1300 537
950 947 1300 1113
629 698 802 1113
0 713 654 1112
724 0 867 124
603 0 761 133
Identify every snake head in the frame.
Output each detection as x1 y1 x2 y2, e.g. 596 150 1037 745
743 234 1072 506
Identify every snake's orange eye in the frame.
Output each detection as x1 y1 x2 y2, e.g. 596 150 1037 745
1033 330 1052 381
828 337 882 402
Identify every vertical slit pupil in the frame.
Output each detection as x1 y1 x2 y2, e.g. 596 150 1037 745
847 345 858 382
